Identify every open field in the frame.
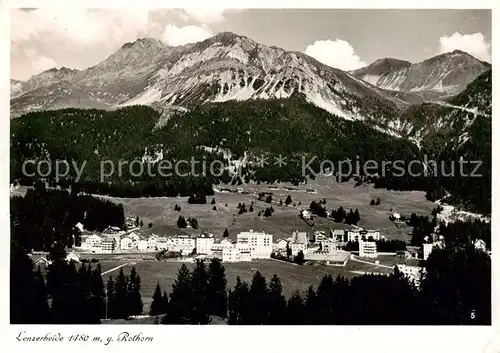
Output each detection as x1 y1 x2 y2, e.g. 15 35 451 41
101 177 436 242
96 257 393 312
10 177 436 242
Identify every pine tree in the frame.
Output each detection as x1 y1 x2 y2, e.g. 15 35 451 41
211 198 216 204
105 277 115 320
113 269 129 319
228 277 250 324
177 215 187 228
249 204 253 212
286 290 306 324
188 217 199 229
268 274 286 324
46 260 79 323
91 263 105 318
223 229 229 238
91 263 105 296
33 266 50 323
207 258 228 318
77 263 91 299
285 195 293 206
248 271 269 324
316 274 335 324
163 264 192 324
294 250 305 265
161 290 169 315
150 282 164 316
354 209 361 224
346 209 355 225
128 267 143 316
10 243 39 324
48 241 67 262
304 285 318 324
190 259 211 324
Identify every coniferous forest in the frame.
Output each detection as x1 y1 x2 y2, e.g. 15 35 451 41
10 85 491 213
11 182 125 251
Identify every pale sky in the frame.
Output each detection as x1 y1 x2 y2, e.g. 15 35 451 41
11 9 492 81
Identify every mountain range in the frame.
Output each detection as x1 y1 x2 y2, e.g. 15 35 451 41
350 50 490 99
11 32 490 131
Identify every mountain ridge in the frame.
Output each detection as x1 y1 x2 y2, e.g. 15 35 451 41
350 50 490 98
10 32 491 145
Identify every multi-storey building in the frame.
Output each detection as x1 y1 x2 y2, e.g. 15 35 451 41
196 233 215 255
120 237 134 250
82 234 102 250
331 229 346 242
359 240 377 258
100 238 116 254
236 230 273 259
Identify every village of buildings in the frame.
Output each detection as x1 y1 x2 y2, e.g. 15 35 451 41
27 199 491 289
25 203 490 288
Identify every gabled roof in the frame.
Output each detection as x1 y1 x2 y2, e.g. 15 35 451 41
31 254 51 265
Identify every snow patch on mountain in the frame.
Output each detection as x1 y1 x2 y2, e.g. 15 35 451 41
306 92 353 120
119 87 162 107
